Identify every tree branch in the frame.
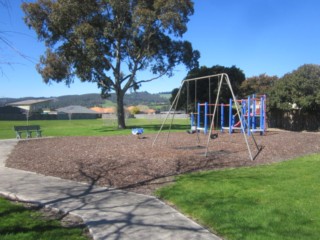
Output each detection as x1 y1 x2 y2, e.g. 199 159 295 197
103 56 115 72
134 71 168 86
98 76 115 91
122 56 146 92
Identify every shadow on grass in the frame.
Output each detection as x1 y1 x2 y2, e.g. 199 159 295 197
0 197 88 239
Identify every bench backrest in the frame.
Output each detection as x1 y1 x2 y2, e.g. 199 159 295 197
27 125 41 131
14 125 41 131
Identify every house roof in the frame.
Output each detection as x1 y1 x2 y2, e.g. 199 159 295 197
56 105 97 114
7 99 53 106
7 99 53 111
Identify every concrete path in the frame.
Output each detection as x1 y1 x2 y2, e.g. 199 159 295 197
0 139 221 240
0 139 18 167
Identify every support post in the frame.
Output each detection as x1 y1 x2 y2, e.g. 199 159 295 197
153 81 183 147
197 102 200 130
260 96 264 135
263 95 267 133
247 96 251 136
191 112 195 130
229 98 232 134
241 99 246 133
252 95 256 130
204 102 208 134
205 73 256 161
221 104 224 132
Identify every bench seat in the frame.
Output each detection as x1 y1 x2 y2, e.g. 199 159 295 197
14 125 42 139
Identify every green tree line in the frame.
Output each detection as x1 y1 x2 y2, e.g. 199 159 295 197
170 64 320 130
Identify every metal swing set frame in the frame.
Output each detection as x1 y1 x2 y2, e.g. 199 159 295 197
152 73 261 161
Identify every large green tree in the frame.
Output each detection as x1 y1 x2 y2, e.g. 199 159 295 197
170 65 245 111
22 0 199 128
269 64 320 113
240 74 278 97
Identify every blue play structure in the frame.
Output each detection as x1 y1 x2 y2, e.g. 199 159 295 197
190 94 267 136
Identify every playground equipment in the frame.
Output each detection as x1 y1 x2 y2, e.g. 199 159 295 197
132 128 144 139
221 94 266 135
153 73 262 161
194 94 267 136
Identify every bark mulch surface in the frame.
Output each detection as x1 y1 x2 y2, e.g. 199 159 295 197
6 131 320 195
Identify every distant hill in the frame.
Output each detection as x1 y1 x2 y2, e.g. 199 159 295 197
0 92 171 110
50 94 104 109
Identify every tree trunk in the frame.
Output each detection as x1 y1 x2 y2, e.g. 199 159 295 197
116 90 126 129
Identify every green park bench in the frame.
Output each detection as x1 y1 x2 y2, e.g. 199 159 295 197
14 125 42 139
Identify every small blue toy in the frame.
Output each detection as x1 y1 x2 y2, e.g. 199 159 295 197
132 128 144 138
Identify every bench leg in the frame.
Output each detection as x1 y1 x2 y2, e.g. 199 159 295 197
16 132 22 139
26 131 32 139
36 131 42 137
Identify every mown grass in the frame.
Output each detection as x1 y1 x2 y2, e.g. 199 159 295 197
0 197 88 240
0 118 189 139
156 154 320 240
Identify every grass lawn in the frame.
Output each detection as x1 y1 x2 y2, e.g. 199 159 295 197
156 154 320 240
0 197 88 240
0 118 189 139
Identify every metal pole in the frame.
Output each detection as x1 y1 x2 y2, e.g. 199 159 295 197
241 99 246 133
260 96 264 134
197 102 200 130
252 95 256 131
205 75 223 157
186 81 189 113
229 98 232 134
204 102 208 134
191 113 194 130
221 104 224 132
263 95 267 133
152 82 183 147
27 110 29 126
224 74 254 161
165 88 181 144
247 96 251 136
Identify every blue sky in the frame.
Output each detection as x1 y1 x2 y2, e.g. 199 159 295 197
1 0 319 98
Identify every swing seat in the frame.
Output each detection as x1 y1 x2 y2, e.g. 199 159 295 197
187 130 197 134
210 133 218 139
